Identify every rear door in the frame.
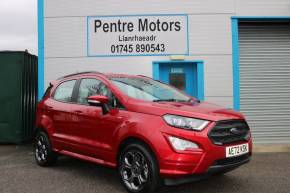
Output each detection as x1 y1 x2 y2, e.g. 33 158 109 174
47 79 77 148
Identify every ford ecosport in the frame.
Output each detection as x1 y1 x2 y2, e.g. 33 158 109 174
35 71 252 193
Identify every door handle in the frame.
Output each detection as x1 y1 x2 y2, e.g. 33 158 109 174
74 110 83 114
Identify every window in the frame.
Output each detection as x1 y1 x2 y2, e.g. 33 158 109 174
98 82 123 108
77 79 101 104
77 78 124 109
53 80 76 102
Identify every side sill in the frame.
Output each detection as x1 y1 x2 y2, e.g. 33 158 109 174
59 150 116 168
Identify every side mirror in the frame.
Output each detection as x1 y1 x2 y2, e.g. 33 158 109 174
88 95 109 105
87 95 109 114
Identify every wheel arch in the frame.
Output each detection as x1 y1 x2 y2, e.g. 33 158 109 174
34 127 55 144
116 136 160 169
35 114 55 137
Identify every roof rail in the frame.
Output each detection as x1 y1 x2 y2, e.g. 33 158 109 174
57 71 103 80
137 75 151 78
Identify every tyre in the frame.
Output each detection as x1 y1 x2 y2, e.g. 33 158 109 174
118 143 160 193
34 131 57 166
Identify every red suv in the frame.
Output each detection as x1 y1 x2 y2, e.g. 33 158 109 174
35 71 252 193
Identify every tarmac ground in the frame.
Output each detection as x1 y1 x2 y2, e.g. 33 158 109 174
0 144 290 193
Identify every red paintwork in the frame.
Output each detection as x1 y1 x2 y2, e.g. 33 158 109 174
36 72 252 178
88 95 109 104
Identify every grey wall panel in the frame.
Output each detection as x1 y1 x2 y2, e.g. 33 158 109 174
239 23 290 144
45 17 86 58
188 15 232 55
43 0 290 122
196 55 233 97
44 0 235 18
44 56 164 86
206 96 233 108
236 0 290 16
44 15 233 58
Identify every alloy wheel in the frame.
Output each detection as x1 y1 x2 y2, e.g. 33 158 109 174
35 135 48 162
120 150 149 192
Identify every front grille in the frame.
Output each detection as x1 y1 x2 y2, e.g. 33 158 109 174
213 153 251 166
208 120 250 145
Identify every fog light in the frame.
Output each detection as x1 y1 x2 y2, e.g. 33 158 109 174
245 131 251 140
168 136 199 151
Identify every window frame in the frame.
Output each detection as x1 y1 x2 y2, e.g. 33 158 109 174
42 83 53 99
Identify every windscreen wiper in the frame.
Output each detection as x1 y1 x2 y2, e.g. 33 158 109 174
153 99 187 102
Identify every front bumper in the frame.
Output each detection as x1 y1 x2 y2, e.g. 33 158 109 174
157 121 253 178
164 153 251 186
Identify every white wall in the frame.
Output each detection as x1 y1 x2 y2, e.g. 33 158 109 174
43 0 290 107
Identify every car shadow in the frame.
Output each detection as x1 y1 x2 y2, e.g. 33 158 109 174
158 173 248 193
52 156 124 190
53 155 245 193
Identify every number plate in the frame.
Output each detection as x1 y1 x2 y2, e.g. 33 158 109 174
226 143 249 158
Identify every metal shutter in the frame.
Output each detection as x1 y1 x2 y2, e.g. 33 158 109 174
239 22 290 144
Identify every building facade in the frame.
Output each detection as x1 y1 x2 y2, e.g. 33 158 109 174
39 0 290 143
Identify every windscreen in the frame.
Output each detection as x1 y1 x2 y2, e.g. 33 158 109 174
110 77 191 102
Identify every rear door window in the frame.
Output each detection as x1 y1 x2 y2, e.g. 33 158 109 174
53 80 76 102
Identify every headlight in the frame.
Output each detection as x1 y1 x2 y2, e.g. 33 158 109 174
163 114 209 131
168 136 199 151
